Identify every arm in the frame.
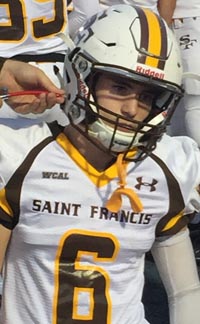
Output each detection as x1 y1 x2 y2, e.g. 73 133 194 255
157 0 177 25
0 58 7 108
0 225 11 273
69 0 100 38
151 228 200 324
0 59 65 114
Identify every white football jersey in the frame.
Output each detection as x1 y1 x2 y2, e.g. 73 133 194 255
0 120 200 324
0 0 68 57
100 0 158 13
0 0 100 57
173 0 200 18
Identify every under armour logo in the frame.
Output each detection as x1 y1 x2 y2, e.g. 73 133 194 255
135 177 158 192
179 34 197 50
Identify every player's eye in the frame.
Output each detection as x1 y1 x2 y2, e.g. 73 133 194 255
111 84 132 96
138 92 154 107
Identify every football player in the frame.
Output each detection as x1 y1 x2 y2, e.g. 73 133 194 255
0 5 200 324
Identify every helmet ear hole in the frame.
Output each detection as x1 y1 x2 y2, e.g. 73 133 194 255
65 71 71 84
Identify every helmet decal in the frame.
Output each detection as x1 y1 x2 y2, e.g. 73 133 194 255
135 66 165 79
134 7 167 70
76 11 108 45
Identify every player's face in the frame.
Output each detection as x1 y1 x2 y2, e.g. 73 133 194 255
95 74 153 131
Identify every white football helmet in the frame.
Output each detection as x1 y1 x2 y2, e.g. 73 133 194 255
63 4 183 160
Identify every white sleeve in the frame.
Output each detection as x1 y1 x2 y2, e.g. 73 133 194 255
0 120 51 186
151 229 200 324
69 0 100 38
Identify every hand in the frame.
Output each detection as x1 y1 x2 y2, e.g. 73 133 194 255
0 60 65 114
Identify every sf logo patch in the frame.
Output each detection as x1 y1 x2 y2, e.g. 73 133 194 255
179 34 197 50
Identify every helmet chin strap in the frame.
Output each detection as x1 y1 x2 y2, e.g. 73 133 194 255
88 112 165 153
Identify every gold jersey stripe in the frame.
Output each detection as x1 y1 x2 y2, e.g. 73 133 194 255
0 188 13 217
56 133 118 187
161 211 184 232
56 133 137 187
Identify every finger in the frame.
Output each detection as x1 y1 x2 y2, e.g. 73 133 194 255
31 93 57 114
46 92 65 107
31 92 65 114
35 71 66 95
6 92 65 114
6 95 38 113
13 99 41 114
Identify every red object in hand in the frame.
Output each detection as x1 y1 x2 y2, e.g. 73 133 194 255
0 90 63 100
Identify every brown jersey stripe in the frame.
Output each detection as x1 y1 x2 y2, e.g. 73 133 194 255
0 137 54 229
149 153 185 237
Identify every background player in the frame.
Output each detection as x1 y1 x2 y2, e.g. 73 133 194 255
99 0 176 25
169 0 200 144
